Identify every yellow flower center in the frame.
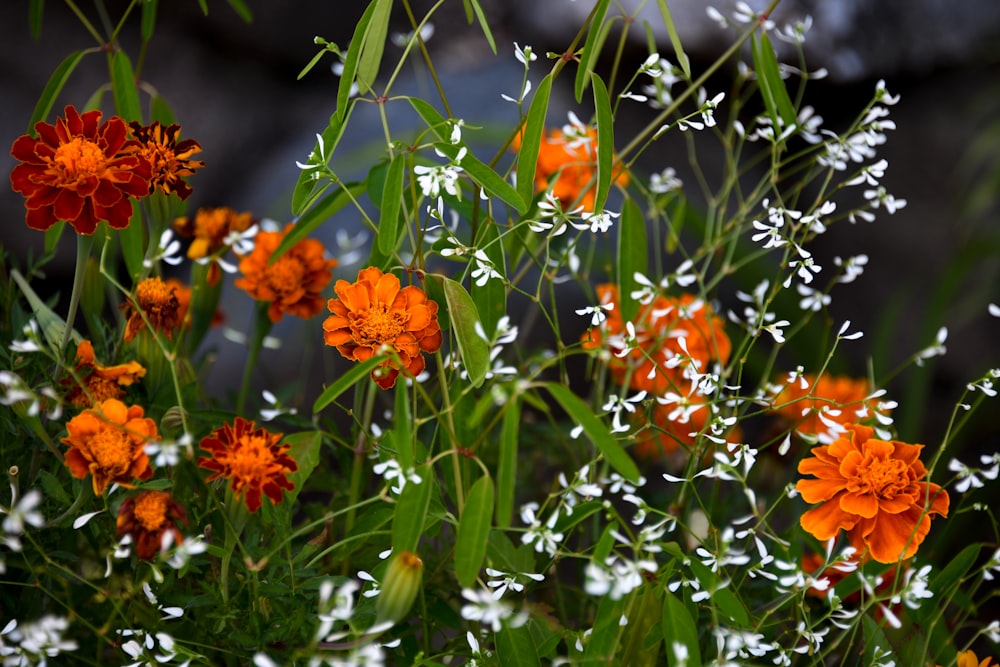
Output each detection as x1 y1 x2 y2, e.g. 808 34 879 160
227 435 279 482
53 137 106 178
856 456 908 497
88 427 134 475
354 303 407 347
265 256 306 295
133 492 169 531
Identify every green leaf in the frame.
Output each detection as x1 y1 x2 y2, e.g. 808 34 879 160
574 0 611 102
357 0 392 94
276 182 365 263
712 587 749 627
391 463 434 552
10 269 81 353
44 222 66 255
466 0 497 54
111 50 142 122
394 382 414 471
291 109 352 216
336 1 377 123
590 72 613 213
312 356 388 413
435 142 526 214
516 74 553 208
584 593 624 663
377 153 405 255
662 592 702 667
38 470 71 507
29 50 87 133
496 623 541 667
751 32 795 131
655 0 691 79
141 0 158 42
225 0 253 22
496 398 520 528
617 198 647 323
407 97 449 141
149 94 175 126
283 431 322 505
29 0 44 40
119 203 146 281
454 475 494 587
471 220 507 351
442 277 490 388
543 382 640 482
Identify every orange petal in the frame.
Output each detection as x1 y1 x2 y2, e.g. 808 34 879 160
797 477 845 504
839 491 878 519
800 496 858 541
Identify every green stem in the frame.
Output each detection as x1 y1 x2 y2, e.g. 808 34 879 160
57 233 94 372
236 301 273 415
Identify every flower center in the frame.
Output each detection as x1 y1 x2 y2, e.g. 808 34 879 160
88 427 135 475
353 304 407 347
133 492 169 531
857 457 908 497
53 137 107 180
265 256 306 295
227 435 278 482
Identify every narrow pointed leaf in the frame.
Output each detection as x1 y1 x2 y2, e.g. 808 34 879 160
574 0 611 102
442 277 490 388
357 0 392 94
496 399 520 528
751 32 796 131
516 74 553 208
283 431 322 505
394 381 414 472
119 202 146 281
391 463 434 552
454 475 494 587
466 0 497 54
407 96 449 141
616 198 646 324
656 0 691 78
497 623 541 667
111 50 142 122
225 0 253 22
313 356 388 413
662 591 702 667
275 181 365 263
590 72 613 213
291 109 353 216
141 0 158 42
377 153 405 255
29 0 44 39
29 50 87 132
544 382 639 482
10 269 81 352
435 142 525 214
337 0 378 122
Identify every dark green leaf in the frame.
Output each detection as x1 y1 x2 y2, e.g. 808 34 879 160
442 277 490 388
29 0 44 40
496 623 541 667
574 0 611 102
275 182 365 263
590 72 613 213
454 475 494 587
407 96 449 141
751 32 795 131
584 593 624 662
544 382 640 482
337 0 377 122
496 399 520 528
225 0 253 22
435 142 526 214
149 94 175 126
662 591 702 667
357 0 392 94
119 203 145 281
29 50 87 133
377 154 405 255
291 110 352 216
391 463 434 552
466 0 497 54
10 269 81 353
283 431 322 505
617 198 647 323
312 356 388 413
394 381 414 471
516 74 553 208
655 0 691 78
111 50 142 122
141 0 158 42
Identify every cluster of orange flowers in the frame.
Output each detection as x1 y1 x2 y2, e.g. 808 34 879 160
583 284 731 456
10 105 203 235
514 115 630 212
773 373 885 441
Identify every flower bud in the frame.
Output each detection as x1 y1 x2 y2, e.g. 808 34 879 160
375 551 423 625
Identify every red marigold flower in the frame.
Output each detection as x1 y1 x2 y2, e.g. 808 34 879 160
64 339 146 407
122 277 184 343
773 373 886 440
582 285 731 395
9 105 152 234
116 490 188 560
322 267 443 389
797 423 949 564
197 417 298 513
126 121 204 200
234 223 337 323
62 398 157 495
512 119 630 212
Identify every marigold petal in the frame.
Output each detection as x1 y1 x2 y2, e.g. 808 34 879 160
840 491 879 518
800 495 859 540
796 477 845 504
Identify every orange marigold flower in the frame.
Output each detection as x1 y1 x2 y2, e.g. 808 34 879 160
116 490 187 560
942 651 1000 667
322 267 443 390
512 117 630 212
234 223 337 323
126 121 204 200
774 373 885 441
582 285 731 395
64 340 146 407
197 417 298 513
9 105 152 234
122 277 184 343
797 424 950 564
62 398 157 495
173 206 255 261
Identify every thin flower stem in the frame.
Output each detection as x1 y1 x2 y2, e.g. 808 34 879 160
57 233 93 371
62 0 106 45
398 0 452 118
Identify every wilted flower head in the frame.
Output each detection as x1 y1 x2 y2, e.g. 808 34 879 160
9 105 152 234
122 277 184 343
64 340 146 407
126 120 204 200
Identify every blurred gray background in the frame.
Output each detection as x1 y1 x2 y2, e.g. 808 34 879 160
2 0 999 448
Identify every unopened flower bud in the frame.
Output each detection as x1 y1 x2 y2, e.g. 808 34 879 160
375 551 423 625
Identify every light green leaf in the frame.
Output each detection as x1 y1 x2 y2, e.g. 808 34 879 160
496 398 519 528
312 356 388 414
590 72 613 213
442 277 490 388
29 50 87 132
544 382 640 482
617 198 647 323
391 463 434 552
662 591 702 667
516 74 553 208
357 0 392 94
574 0 611 102
454 475 494 587
10 269 81 353
377 153 405 255
283 431 322 505
435 142 526 214
584 593 624 662
656 0 691 78
44 222 66 255
751 32 795 131
466 0 497 54
337 1 377 122
111 50 142 122
141 0 158 42
496 623 541 667
394 381 414 471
